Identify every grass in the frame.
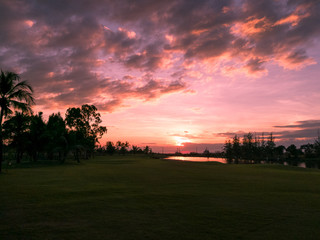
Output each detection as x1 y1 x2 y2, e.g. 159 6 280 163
1 155 320 239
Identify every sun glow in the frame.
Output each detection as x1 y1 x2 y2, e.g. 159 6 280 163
174 136 191 146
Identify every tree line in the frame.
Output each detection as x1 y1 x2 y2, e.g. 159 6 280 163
0 70 108 173
3 105 107 164
223 132 320 164
0 70 155 173
96 142 152 155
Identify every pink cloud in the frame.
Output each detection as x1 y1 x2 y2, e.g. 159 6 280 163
276 49 316 70
1 0 320 148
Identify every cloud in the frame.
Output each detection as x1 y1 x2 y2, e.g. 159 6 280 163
216 120 320 146
277 49 316 69
58 76 187 112
244 57 267 74
216 131 248 138
274 120 320 129
0 0 319 111
103 26 140 58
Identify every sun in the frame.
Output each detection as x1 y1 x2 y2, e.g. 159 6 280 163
174 136 191 146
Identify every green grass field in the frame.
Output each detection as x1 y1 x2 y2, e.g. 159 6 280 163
1 155 320 239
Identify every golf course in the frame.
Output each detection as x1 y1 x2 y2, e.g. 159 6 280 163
1 155 320 239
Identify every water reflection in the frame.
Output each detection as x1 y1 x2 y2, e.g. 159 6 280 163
165 156 227 163
165 156 319 169
284 161 319 169
283 162 306 168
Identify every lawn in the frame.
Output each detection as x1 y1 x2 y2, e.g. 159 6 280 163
1 155 320 239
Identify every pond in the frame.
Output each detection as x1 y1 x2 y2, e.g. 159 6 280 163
165 156 227 163
165 156 319 169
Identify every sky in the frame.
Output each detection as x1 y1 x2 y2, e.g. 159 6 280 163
0 0 320 153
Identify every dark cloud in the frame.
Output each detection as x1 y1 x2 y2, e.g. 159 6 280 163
216 120 320 146
95 99 123 113
103 27 140 57
41 75 187 112
274 120 320 129
0 0 319 110
276 129 318 139
245 58 266 73
282 49 314 68
216 131 248 138
124 41 167 71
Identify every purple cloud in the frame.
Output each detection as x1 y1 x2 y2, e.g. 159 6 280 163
0 0 319 111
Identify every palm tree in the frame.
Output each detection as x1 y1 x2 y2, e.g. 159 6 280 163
0 70 34 172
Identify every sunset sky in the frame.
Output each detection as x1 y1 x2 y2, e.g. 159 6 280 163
1 0 320 152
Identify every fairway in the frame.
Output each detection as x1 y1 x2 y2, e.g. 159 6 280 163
1 155 320 240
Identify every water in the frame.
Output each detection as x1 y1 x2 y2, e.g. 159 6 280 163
165 156 227 163
165 156 319 169
283 161 319 169
283 162 306 168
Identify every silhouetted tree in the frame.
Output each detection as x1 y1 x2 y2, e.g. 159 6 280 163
3 112 30 163
27 112 46 161
106 141 116 155
242 133 254 161
275 145 286 161
259 132 266 160
131 145 141 154
143 146 151 154
232 135 241 163
0 70 34 172
286 144 299 159
224 140 233 162
46 113 68 162
300 143 314 158
203 148 210 158
313 136 320 158
65 104 107 160
116 141 129 155
265 133 276 161
253 134 262 162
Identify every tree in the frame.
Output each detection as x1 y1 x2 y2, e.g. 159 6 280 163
232 135 241 163
203 148 210 158
265 133 276 161
253 133 262 162
27 112 46 161
3 111 30 163
116 141 129 155
286 144 299 159
259 132 266 160
275 145 286 161
300 143 314 158
242 133 254 161
131 145 141 154
65 104 107 160
314 136 320 157
143 146 151 154
223 139 233 162
106 141 116 155
0 70 34 172
46 113 68 162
